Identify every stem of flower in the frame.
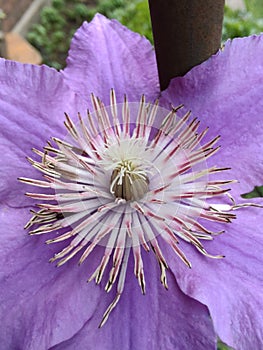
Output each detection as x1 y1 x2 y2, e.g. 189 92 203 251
148 0 225 90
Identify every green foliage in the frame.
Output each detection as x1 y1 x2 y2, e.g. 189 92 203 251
97 0 126 14
223 5 263 41
244 0 263 18
27 0 97 69
92 0 152 42
242 185 263 199
217 340 234 350
27 0 263 70
27 0 152 69
111 0 152 43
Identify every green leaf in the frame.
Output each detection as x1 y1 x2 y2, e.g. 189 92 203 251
217 340 234 350
241 186 263 199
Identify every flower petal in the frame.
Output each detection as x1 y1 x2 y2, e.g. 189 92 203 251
161 33 263 349
50 251 217 350
0 207 216 349
161 35 263 196
0 59 86 208
0 59 91 347
62 14 159 105
0 206 104 349
163 205 263 350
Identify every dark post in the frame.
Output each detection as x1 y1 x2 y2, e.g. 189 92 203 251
148 0 225 91
0 9 6 57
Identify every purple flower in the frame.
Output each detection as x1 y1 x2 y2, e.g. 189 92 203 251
0 14 262 350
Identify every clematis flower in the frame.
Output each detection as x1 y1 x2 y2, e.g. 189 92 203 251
0 13 262 350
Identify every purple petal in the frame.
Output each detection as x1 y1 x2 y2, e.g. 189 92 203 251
161 35 263 196
0 210 216 349
163 205 263 350
161 33 263 349
0 59 215 349
0 59 91 348
0 207 103 349
0 59 86 208
62 14 159 105
50 251 216 350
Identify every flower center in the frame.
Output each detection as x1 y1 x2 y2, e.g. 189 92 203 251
110 160 149 201
22 91 259 328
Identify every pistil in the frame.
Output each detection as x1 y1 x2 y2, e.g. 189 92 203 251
110 161 149 201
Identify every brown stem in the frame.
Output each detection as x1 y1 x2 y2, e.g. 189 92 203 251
148 0 225 91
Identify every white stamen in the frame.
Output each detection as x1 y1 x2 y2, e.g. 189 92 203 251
20 90 261 327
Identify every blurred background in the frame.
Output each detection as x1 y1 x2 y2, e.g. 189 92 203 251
0 0 263 69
